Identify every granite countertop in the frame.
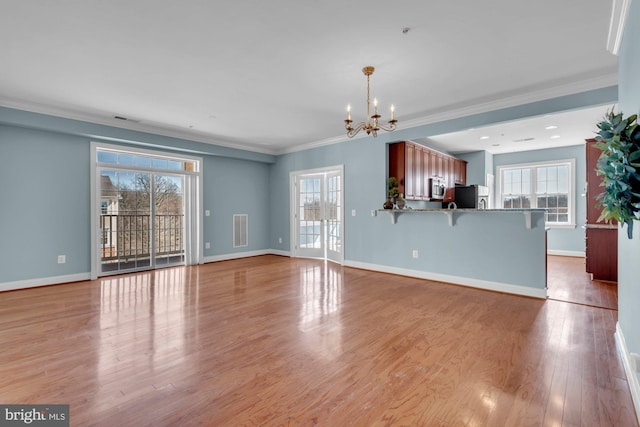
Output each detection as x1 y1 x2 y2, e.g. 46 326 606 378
378 208 547 212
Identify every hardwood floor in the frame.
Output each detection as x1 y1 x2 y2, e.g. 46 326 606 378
547 255 618 310
0 255 637 426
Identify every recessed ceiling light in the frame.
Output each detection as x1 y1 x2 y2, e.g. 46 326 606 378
480 136 490 140
550 135 561 139
545 125 558 130
492 143 500 146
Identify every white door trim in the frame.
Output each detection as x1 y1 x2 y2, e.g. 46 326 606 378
90 142 202 279
290 165 344 264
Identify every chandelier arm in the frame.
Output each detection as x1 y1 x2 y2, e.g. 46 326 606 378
347 122 367 138
377 122 398 132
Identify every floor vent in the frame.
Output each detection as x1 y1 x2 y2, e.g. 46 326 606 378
233 214 248 248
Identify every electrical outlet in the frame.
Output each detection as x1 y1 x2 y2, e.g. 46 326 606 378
57 255 66 264
412 250 419 259
371 210 377 217
352 209 356 217
278 237 282 244
205 210 210 217
205 242 210 249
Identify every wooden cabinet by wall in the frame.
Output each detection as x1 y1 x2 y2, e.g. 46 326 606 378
388 141 467 201
585 138 617 281
421 148 431 197
454 159 467 185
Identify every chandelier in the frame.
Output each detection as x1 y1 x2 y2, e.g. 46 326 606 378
344 66 397 138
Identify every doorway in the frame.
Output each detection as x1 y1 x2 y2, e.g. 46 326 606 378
91 143 202 278
290 166 344 264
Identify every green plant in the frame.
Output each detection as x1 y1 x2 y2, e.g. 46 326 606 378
594 110 640 239
388 176 399 198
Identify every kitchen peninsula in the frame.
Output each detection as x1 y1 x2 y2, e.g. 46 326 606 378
354 208 547 299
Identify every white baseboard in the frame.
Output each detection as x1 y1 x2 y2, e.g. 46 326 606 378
615 323 640 424
268 249 291 257
547 250 586 257
202 249 290 264
0 273 91 293
344 260 547 299
1 251 292 292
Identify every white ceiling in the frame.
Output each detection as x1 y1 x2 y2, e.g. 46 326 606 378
0 1 618 155
423 104 615 155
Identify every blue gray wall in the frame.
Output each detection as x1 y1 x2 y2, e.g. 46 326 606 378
493 144 587 254
269 135 546 291
0 125 91 282
0 85 617 286
617 0 640 387
0 111 273 283
457 150 492 186
203 155 271 256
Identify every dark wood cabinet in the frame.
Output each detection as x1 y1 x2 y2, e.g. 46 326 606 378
422 148 431 197
585 138 617 281
389 141 467 201
454 159 467 185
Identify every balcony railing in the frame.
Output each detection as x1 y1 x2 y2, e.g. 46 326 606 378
100 214 184 263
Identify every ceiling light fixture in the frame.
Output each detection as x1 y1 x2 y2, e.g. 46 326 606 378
344 66 397 138
479 136 490 140
545 125 558 130
550 135 561 139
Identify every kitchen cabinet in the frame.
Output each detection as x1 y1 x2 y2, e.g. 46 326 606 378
405 143 416 198
388 141 467 201
454 159 467 185
421 148 431 197
585 138 617 281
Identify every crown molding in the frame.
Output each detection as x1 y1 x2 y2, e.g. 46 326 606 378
1 69 618 158
397 71 618 130
607 0 632 55
278 71 618 155
0 96 279 156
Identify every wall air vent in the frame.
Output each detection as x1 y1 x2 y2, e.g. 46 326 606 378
233 214 248 248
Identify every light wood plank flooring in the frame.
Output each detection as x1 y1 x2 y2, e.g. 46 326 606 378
547 255 618 310
0 255 636 426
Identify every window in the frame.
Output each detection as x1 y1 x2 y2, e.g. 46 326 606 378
91 142 203 279
497 159 575 227
96 149 197 172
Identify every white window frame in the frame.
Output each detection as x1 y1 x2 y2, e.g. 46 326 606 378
496 159 576 228
90 142 204 279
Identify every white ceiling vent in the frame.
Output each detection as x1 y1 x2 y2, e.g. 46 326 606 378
233 214 248 248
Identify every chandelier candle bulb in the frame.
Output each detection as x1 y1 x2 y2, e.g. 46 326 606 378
347 104 351 120
391 104 395 120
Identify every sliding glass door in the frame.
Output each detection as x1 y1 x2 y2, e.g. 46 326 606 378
99 170 185 274
153 174 185 267
92 144 201 278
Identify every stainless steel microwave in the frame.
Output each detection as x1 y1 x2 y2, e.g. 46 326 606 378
429 177 446 200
